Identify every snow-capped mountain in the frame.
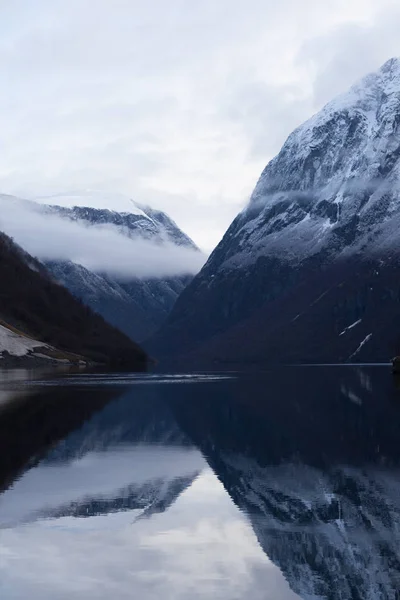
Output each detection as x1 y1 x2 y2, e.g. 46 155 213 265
43 197 197 249
42 201 200 342
151 58 400 364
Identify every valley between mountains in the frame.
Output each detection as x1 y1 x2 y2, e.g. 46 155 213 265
3 58 400 367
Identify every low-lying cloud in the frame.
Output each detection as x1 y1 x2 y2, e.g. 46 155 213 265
0 196 206 279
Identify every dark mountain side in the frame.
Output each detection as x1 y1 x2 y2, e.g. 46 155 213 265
149 58 400 365
162 256 400 367
0 232 147 366
149 251 302 358
46 260 193 342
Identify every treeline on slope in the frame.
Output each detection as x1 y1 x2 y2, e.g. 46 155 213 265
0 233 147 366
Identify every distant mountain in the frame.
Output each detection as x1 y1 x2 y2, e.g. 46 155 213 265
43 200 201 342
150 58 400 365
44 198 197 249
0 231 147 367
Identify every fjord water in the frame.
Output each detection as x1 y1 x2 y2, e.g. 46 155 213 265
0 368 400 599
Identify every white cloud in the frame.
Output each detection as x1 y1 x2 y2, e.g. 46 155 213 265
0 196 205 278
0 0 400 251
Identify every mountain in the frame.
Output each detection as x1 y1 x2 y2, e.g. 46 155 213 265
150 57 400 365
43 197 197 248
0 231 147 367
42 199 201 342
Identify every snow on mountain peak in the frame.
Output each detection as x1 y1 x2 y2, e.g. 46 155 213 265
215 57 400 270
275 56 400 171
32 190 148 217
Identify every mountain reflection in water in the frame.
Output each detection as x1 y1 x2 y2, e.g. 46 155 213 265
0 367 400 599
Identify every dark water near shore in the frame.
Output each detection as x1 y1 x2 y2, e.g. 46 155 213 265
0 366 400 599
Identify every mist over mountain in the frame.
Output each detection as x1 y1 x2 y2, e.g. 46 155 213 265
150 57 400 365
0 194 203 279
0 194 204 342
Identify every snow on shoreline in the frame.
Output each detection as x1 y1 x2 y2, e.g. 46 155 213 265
0 323 46 358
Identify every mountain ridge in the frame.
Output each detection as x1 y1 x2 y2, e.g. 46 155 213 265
45 201 199 250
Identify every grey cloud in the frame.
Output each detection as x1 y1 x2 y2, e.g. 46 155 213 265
298 5 400 107
220 79 314 160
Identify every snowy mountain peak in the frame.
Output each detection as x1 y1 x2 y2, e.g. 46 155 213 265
32 190 199 249
33 190 147 216
289 56 400 147
378 56 400 76
46 203 199 251
210 57 400 270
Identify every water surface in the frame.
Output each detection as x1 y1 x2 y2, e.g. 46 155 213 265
0 367 399 599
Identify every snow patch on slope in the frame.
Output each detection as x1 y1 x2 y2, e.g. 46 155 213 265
339 319 362 336
349 334 372 360
0 324 46 357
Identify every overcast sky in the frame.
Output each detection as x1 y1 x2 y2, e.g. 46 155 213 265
1 0 400 251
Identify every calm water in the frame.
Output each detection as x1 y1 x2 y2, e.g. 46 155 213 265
0 367 400 599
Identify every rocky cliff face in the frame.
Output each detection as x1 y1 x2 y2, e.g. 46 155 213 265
151 58 400 364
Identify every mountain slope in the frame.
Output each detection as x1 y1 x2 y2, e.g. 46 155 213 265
43 201 200 342
0 232 147 366
150 57 400 365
